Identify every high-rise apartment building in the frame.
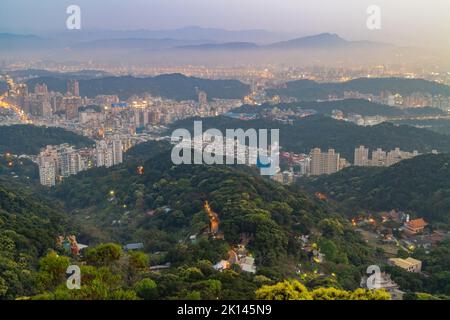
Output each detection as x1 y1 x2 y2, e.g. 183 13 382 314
148 111 160 125
34 83 48 95
30 93 52 117
198 90 208 106
95 141 109 167
111 138 123 165
60 147 82 177
354 145 370 166
310 148 340 176
37 146 59 187
134 109 149 128
386 148 415 167
63 96 82 120
371 148 387 167
67 79 80 97
14 83 30 114
354 146 420 167
325 149 340 174
96 138 123 168
37 142 108 187
38 159 56 187
310 148 322 176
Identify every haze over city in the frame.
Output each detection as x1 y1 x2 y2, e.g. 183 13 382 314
1 0 450 49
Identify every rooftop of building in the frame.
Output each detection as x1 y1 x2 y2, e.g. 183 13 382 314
389 257 422 269
405 218 427 229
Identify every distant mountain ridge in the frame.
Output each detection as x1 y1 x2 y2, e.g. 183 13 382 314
73 38 211 51
0 33 42 41
172 33 389 51
267 33 347 49
0 33 51 50
176 42 259 50
53 26 286 43
0 30 389 52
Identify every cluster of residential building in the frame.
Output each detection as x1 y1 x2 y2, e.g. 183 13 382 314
356 216 433 300
271 144 439 185
259 106 318 122
331 109 387 126
3 77 241 141
344 90 450 112
309 148 349 175
37 136 124 187
354 145 437 167
272 148 350 184
3 76 248 187
174 130 277 169
6 78 84 119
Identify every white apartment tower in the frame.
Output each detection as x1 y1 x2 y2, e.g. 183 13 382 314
112 138 123 165
96 138 123 168
95 140 109 167
354 145 369 166
371 148 387 167
37 146 59 187
386 148 403 167
38 156 57 187
60 147 82 177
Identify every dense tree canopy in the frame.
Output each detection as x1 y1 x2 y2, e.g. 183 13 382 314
267 77 450 101
0 125 93 155
26 74 250 101
255 279 390 300
299 153 450 224
170 115 450 160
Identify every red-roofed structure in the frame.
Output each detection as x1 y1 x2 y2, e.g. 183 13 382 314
404 218 427 235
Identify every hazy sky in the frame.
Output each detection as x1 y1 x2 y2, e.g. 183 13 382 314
0 0 449 47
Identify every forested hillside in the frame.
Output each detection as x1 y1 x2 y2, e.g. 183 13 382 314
268 77 450 101
40 141 377 298
26 74 250 101
0 183 69 299
170 115 450 160
234 99 444 117
0 125 94 155
298 153 450 224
